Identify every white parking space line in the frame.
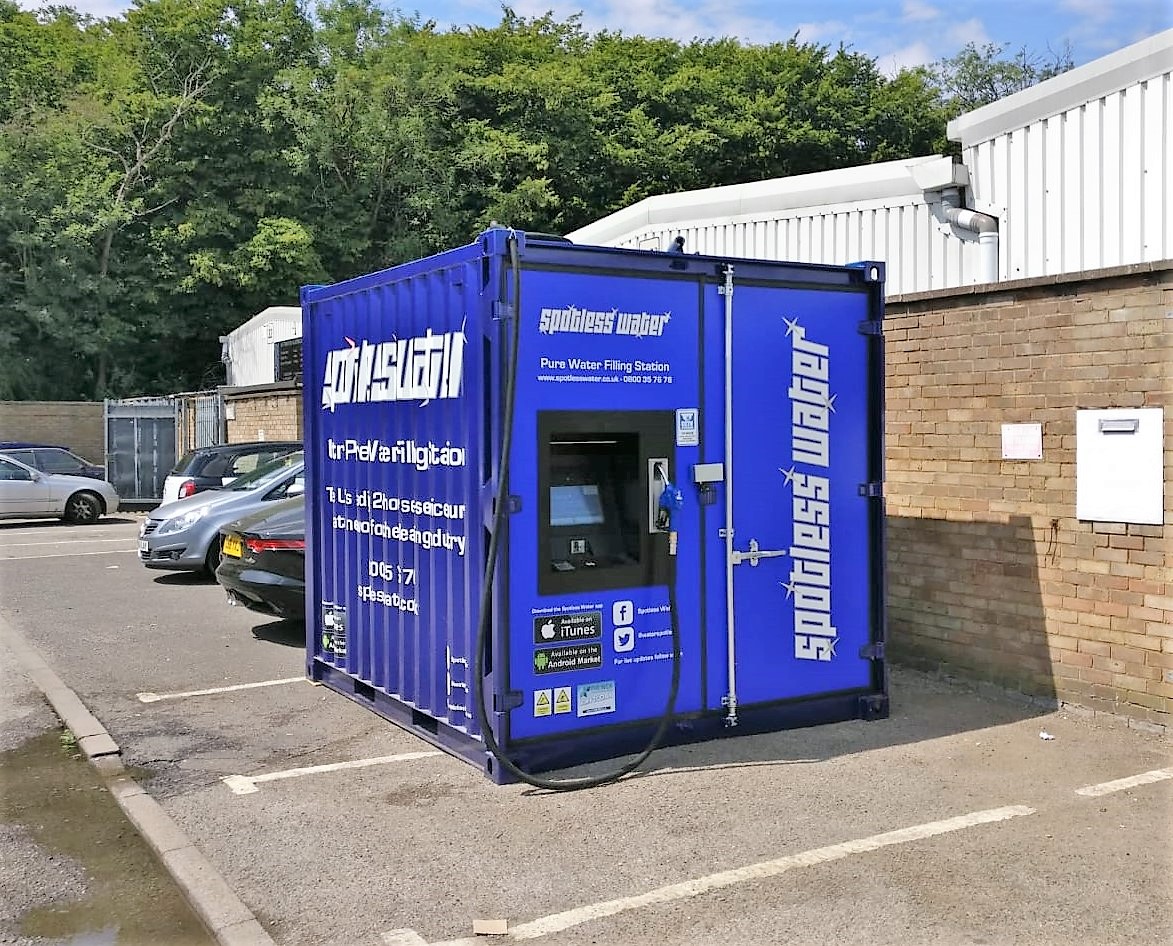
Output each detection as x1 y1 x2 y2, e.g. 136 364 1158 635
0 526 139 539
1074 767 1173 798
1 538 138 548
0 549 138 560
427 805 1036 946
137 677 307 703
222 751 442 795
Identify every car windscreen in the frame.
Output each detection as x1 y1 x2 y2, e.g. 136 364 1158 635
228 452 304 491
37 449 86 473
170 451 199 475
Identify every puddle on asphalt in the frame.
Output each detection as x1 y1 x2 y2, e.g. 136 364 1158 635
0 731 215 945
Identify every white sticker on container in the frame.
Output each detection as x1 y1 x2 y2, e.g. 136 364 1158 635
576 680 616 717
553 686 572 714
533 689 552 717
675 408 699 446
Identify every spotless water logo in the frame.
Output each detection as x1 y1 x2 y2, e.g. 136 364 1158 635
780 316 838 663
538 305 671 338
321 328 466 411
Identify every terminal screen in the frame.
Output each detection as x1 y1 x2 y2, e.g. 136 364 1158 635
550 484 605 527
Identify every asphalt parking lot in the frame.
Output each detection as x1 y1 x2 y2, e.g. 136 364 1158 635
1 516 1171 946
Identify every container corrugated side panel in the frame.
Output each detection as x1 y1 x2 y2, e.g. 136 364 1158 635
303 242 491 737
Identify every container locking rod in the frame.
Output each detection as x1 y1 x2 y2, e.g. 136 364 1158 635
722 263 739 728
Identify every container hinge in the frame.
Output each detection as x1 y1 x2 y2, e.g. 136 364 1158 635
857 320 883 336
859 642 885 661
492 301 515 321
496 691 524 712
858 481 883 498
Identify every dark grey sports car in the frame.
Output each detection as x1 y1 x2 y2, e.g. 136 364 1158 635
216 496 305 621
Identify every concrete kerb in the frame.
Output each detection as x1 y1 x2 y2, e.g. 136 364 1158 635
0 612 277 946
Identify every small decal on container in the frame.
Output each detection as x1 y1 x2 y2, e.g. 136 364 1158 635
576 680 616 717
533 689 552 717
533 643 603 674
320 603 348 657
553 686 572 714
533 610 602 644
675 408 699 446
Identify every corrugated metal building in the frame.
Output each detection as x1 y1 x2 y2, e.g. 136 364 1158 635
950 29 1172 280
568 156 974 296
220 305 302 387
568 29 1173 292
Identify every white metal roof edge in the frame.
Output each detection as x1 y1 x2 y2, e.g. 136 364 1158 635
606 191 940 240
226 305 303 340
567 156 953 245
947 28 1173 147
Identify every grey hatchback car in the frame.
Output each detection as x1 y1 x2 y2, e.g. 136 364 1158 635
139 452 304 575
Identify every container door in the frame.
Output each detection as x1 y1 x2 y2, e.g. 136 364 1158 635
723 280 877 706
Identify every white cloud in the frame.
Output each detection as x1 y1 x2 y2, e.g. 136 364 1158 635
945 17 992 48
1059 0 1109 16
506 0 813 44
16 0 129 18
901 1 940 23
1053 0 1167 58
876 40 935 76
793 20 854 45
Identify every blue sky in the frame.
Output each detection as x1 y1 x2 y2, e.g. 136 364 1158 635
15 0 1173 74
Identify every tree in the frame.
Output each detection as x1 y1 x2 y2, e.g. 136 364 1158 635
0 1 961 399
930 41 1075 116
0 0 219 397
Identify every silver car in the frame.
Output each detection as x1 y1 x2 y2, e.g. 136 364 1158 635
0 454 121 523
139 452 304 574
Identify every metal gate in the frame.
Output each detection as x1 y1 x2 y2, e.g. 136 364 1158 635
175 391 224 454
104 398 177 502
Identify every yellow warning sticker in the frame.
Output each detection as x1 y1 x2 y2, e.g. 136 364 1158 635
534 689 552 717
553 686 572 714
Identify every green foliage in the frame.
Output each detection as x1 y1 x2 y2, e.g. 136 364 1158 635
930 41 1074 116
0 1 1068 398
59 728 78 755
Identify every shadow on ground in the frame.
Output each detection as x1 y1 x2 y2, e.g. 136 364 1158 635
251 619 305 647
152 571 216 586
518 513 1056 786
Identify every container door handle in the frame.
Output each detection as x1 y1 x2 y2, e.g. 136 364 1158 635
730 538 787 567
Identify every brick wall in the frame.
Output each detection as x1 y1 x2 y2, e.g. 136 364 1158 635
223 383 302 444
0 401 105 463
884 261 1171 730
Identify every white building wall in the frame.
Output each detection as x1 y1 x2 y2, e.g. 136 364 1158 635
222 306 302 387
951 29 1173 280
569 157 983 296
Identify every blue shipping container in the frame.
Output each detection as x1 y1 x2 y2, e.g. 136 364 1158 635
303 229 888 783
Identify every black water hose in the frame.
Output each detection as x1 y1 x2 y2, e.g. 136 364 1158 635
471 232 682 791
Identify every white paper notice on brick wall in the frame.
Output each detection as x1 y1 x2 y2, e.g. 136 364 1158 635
1001 423 1043 460
1075 407 1164 525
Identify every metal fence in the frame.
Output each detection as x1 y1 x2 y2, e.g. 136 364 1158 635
175 391 224 455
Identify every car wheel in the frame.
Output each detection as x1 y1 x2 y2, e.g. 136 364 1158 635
64 491 102 524
205 541 222 577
